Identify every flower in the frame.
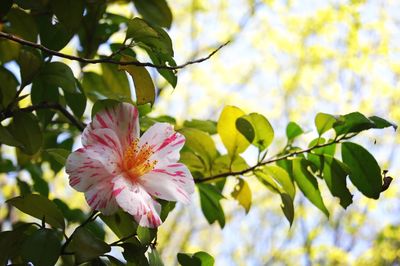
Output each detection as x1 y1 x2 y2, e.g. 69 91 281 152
66 103 195 228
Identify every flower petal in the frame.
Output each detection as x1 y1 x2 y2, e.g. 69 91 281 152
89 103 139 149
84 181 119 215
139 123 185 166
113 175 162 228
139 163 195 204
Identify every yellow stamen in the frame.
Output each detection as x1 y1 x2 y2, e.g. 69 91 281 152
123 139 157 180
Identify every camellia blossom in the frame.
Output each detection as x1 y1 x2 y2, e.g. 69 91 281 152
65 103 195 228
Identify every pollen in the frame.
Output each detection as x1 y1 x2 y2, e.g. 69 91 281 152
123 138 157 180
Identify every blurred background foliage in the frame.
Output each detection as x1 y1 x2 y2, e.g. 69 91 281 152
0 0 399 265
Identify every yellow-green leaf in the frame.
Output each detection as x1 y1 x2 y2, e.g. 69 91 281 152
231 177 252 213
217 106 250 156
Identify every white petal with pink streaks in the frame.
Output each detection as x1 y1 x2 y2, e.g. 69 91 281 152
139 123 185 166
139 163 194 204
112 175 162 228
84 181 119 215
89 103 139 149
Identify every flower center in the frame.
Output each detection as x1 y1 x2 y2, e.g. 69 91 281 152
123 139 157 180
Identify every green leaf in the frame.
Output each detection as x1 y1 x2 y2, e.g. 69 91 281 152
64 79 87 118
0 124 23 147
341 142 382 199
369 116 397 131
0 66 19 108
211 155 249 177
198 184 225 228
20 228 61 266
66 227 111 264
286 121 304 141
137 226 157 246
31 75 59 125
9 112 43 155
50 0 84 31
120 56 156 105
39 62 77 93
322 155 353 209
183 119 217 135
26 164 49 197
122 242 149 265
217 106 250 156
101 63 132 101
257 165 295 199
292 158 329 217
14 0 49 11
0 0 12 19
7 194 65 229
236 117 255 143
0 39 20 63
132 0 173 28
146 49 177 87
18 47 42 86
231 177 252 213
6 7 38 42
315 113 337 136
0 228 30 265
149 248 164 266
159 200 176 222
280 193 295 226
242 113 274 150
177 251 215 266
45 148 71 165
332 112 395 135
100 210 138 239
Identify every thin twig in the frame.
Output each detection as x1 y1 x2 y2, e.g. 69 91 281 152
196 135 351 183
1 102 86 132
0 31 229 70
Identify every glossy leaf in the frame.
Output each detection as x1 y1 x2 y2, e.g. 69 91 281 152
198 184 225 228
231 177 252 213
341 142 382 199
322 155 353 209
8 112 43 155
66 227 111 264
17 47 42 86
133 0 173 28
7 194 65 229
177 251 215 266
120 56 155 105
38 62 77 93
315 113 337 135
218 106 250 156
20 229 61 266
292 158 329 217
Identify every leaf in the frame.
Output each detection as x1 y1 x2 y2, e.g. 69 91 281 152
0 39 20 63
20 228 61 266
217 106 250 156
0 0 12 19
315 113 337 136
6 7 38 42
50 0 84 31
292 158 329 217
149 248 164 266
146 49 177 87
137 226 157 246
0 66 19 108
0 124 23 147
45 148 71 165
286 122 304 141
242 113 274 151
101 63 132 101
257 165 295 199
26 164 49 197
341 142 382 199
231 177 252 213
198 184 225 228
66 227 111 264
64 79 87 118
38 62 77 93
132 0 173 28
177 252 215 266
31 75 59 125
236 117 255 143
120 56 155 105
17 47 42 86
211 155 249 176
280 193 295 226
7 194 65 229
8 112 43 155
183 119 217 135
122 241 149 265
369 116 397 131
0 228 29 264
322 155 353 209
100 210 138 239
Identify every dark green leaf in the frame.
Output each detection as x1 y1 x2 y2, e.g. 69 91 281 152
6 7 38 42
0 229 29 265
177 251 215 266
38 62 77 93
0 124 23 147
0 0 12 19
286 121 303 141
315 113 337 135
0 39 20 63
7 194 65 229
9 112 43 155
322 155 353 209
18 47 42 86
146 49 177 87
122 242 148 265
332 112 391 136
341 142 382 199
149 248 164 266
26 164 49 197
292 158 329 217
50 0 84 31
17 178 31 196
236 117 255 143
369 116 397 131
198 184 225 228
183 119 217 135
45 148 70 165
133 0 173 28
20 229 61 266
280 193 294 226
31 75 59 125
137 226 157 246
64 80 87 118
66 227 110 264
0 66 19 108
159 200 176 221
100 210 138 239
35 14 74 51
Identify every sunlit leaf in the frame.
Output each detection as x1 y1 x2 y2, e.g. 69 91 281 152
101 63 132 101
132 0 173 28
286 121 303 141
183 119 217 135
198 184 225 228
177 251 215 266
231 177 252 213
315 113 337 136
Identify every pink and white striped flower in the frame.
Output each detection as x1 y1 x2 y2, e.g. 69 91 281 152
65 103 195 228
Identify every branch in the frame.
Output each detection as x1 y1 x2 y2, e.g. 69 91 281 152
0 31 229 70
195 136 351 183
1 102 86 132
